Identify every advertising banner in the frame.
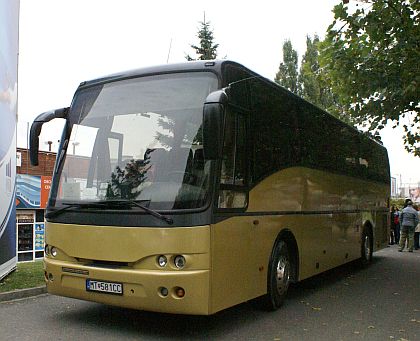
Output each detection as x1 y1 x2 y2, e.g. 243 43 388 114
0 0 19 280
34 223 45 251
16 174 52 209
40 176 52 208
409 187 420 203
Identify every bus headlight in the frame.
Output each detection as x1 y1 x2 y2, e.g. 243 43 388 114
51 247 58 257
44 244 50 256
157 255 167 267
174 255 186 269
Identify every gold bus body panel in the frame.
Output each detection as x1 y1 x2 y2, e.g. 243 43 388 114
209 167 389 312
248 167 388 213
46 223 210 263
44 223 211 315
44 168 389 315
247 167 388 280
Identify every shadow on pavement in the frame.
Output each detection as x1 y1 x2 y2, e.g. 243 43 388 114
56 256 391 339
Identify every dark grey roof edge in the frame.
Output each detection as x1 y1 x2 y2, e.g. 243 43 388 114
78 59 238 89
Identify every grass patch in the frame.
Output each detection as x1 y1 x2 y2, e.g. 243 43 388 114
0 261 45 293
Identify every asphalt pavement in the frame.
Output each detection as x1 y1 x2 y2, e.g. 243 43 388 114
0 245 419 341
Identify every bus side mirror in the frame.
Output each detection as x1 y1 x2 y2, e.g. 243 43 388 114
203 90 227 160
30 107 68 166
203 103 224 160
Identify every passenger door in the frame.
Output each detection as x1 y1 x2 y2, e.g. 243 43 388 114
211 106 253 311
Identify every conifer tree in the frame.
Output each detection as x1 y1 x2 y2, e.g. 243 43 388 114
186 14 219 61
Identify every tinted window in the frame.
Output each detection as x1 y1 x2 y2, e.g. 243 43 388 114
249 79 300 183
299 103 361 176
359 135 390 183
224 64 389 185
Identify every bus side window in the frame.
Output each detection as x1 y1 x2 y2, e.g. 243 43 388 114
218 108 247 209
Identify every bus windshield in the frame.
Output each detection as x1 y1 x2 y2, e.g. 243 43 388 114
51 72 219 210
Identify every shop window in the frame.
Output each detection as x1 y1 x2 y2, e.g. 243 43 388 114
35 251 44 259
16 211 44 262
18 252 33 262
35 209 45 222
17 224 33 252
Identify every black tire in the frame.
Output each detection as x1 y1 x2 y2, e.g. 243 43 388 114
262 240 292 310
360 227 373 267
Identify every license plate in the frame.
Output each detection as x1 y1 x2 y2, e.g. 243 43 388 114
86 279 123 295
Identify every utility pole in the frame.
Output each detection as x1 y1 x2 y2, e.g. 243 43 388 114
399 174 403 198
72 142 79 155
45 141 53 152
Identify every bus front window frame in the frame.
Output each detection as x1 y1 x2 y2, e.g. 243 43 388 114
49 71 219 214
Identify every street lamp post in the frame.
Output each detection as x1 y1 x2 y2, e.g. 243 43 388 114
44 141 53 152
72 142 80 155
395 174 402 198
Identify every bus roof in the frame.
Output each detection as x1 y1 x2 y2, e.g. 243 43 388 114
77 60 241 89
76 59 386 151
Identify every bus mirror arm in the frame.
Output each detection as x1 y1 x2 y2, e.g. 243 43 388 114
30 107 69 166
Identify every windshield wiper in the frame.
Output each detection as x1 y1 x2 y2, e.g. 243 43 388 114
100 199 174 225
46 199 173 225
45 202 106 219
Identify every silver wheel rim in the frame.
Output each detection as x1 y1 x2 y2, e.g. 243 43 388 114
276 254 290 295
364 235 371 259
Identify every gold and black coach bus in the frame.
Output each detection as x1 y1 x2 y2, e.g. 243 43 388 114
30 60 390 315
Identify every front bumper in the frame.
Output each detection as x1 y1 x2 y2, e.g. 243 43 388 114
44 258 211 315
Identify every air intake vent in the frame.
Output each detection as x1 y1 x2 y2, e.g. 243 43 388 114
62 267 89 275
89 260 129 269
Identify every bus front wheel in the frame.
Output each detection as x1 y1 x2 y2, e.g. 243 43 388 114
263 240 292 310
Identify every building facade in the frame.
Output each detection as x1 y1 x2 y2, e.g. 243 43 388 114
15 148 55 261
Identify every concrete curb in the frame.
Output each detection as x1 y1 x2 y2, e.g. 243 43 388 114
0 286 47 302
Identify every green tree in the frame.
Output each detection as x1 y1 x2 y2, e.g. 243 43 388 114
320 0 420 155
299 35 321 105
299 35 349 123
107 159 147 199
186 14 219 61
274 40 300 94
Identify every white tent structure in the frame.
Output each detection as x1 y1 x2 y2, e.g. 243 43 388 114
0 0 19 280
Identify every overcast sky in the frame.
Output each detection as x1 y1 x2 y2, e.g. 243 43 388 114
16 0 420 184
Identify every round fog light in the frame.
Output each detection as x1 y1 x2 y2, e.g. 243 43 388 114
175 287 185 298
159 287 168 297
174 255 186 269
157 255 167 267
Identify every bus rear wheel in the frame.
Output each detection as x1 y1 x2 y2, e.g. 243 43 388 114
263 240 292 310
360 227 373 267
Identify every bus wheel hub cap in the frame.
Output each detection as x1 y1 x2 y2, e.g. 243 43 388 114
276 256 290 294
